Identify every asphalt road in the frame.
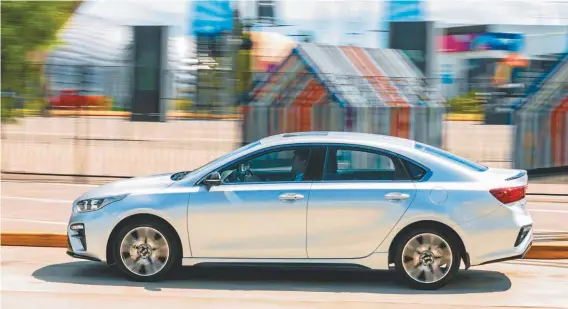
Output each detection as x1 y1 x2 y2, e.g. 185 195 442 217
2 181 567 237
2 246 568 309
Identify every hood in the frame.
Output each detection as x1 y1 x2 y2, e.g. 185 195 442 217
76 173 176 202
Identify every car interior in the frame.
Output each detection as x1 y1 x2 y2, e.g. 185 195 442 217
219 145 419 183
323 148 410 181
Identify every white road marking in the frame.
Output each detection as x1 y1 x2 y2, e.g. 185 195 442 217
529 209 568 214
1 218 67 225
1 181 97 188
527 198 568 204
534 229 568 233
1 196 73 204
4 131 235 143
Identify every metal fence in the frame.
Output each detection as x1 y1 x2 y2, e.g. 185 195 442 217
1 62 563 180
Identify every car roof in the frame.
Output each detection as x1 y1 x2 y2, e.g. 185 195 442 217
258 131 416 149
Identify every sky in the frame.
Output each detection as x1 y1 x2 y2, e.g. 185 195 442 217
76 0 568 50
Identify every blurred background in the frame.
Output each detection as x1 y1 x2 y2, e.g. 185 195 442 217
1 0 568 182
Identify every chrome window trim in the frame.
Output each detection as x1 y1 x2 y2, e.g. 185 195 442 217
195 141 433 186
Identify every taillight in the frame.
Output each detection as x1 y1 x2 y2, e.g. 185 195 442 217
490 186 527 204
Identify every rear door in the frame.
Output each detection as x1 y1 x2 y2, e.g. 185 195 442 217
307 145 417 259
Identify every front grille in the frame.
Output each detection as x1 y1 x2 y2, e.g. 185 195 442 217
515 225 532 247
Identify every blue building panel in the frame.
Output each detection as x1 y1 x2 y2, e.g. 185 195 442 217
191 0 233 36
385 0 426 22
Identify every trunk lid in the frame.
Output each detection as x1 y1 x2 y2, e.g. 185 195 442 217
481 168 528 205
482 167 528 187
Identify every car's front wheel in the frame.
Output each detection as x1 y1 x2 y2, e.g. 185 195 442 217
113 220 180 282
394 228 461 290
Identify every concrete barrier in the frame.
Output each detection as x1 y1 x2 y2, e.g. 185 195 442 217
42 110 481 122
48 110 243 120
2 232 567 260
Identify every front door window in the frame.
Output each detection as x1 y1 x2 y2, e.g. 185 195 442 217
220 146 325 184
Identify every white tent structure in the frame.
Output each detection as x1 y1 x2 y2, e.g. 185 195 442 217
44 4 203 108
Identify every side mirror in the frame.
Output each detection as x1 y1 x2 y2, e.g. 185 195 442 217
203 172 222 187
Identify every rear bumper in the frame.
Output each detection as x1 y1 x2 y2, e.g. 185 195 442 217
478 238 532 266
471 228 533 266
459 201 534 266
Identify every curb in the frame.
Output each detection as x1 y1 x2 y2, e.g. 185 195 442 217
523 243 568 259
2 233 568 260
1 232 67 248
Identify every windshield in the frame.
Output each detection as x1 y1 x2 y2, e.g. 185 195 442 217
415 142 488 172
185 141 261 176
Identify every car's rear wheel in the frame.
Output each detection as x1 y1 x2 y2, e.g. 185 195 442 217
394 228 461 290
113 220 180 282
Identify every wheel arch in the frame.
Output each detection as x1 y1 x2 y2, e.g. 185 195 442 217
105 213 183 265
387 220 470 269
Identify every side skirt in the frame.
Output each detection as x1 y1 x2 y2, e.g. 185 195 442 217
182 252 389 270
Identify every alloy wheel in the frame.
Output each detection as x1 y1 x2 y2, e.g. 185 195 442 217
401 233 453 284
119 226 170 277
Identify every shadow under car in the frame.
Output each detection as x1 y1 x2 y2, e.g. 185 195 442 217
32 262 512 295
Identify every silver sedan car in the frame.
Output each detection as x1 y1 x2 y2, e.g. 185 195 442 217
67 131 533 290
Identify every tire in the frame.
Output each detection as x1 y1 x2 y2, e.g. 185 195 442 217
394 227 461 290
112 219 181 282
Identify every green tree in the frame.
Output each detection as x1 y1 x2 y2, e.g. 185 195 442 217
236 34 253 102
1 0 81 119
234 13 253 105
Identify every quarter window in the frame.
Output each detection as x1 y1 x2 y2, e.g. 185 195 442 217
403 160 427 181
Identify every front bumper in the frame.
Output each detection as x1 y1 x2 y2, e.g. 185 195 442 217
67 209 112 263
66 249 102 262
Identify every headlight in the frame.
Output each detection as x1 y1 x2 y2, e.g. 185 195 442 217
76 195 128 213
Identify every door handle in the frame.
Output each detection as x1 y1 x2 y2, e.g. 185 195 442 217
385 192 410 201
279 193 304 201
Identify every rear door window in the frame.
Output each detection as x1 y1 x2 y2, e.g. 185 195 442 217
324 146 409 181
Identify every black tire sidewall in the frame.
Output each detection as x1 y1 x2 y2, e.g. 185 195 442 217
394 227 461 290
113 220 181 282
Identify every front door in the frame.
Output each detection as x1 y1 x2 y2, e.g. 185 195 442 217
307 145 417 259
187 145 325 258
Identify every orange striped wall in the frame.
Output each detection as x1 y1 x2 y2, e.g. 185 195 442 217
551 96 568 166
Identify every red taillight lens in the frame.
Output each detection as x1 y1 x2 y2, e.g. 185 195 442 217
490 186 527 204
